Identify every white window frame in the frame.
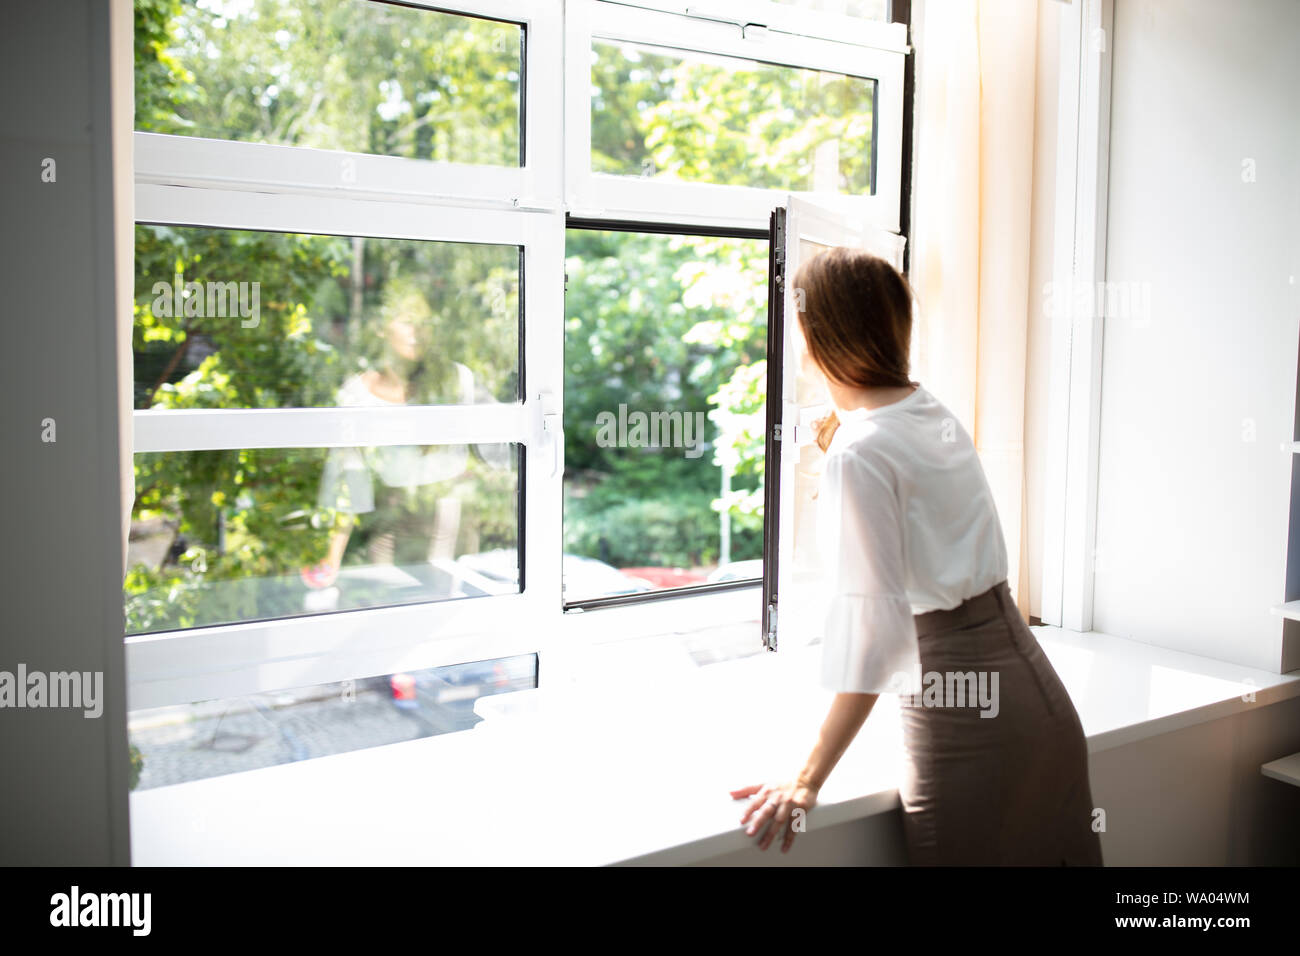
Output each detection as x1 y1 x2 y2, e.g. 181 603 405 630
765 196 906 650
565 0 908 231
126 0 566 710
1040 0 1113 632
133 0 565 209
127 194 566 711
125 0 910 710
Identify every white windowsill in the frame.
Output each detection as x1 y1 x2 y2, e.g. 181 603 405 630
128 624 1300 866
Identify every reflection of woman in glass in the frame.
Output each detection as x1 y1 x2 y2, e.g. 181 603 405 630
307 281 508 588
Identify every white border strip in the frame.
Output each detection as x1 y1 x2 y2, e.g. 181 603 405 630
134 405 530 452
600 0 909 53
135 182 533 244
1041 0 1114 630
126 594 539 712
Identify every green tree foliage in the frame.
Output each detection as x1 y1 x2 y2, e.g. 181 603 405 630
140 0 520 163
128 220 521 633
592 41 875 192
563 231 767 569
128 0 874 622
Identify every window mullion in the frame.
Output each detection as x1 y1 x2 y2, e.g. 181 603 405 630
132 405 530 454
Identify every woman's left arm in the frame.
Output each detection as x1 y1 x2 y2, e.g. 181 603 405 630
730 448 914 853
730 690 879 852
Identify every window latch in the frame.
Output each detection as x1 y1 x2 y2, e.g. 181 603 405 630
684 6 769 39
534 390 562 479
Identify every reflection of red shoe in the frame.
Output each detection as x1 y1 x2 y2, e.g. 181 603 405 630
391 674 417 709
300 561 338 589
618 566 710 589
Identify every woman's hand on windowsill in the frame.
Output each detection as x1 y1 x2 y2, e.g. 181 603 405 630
729 779 819 853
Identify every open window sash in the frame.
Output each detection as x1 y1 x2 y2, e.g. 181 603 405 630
761 195 906 651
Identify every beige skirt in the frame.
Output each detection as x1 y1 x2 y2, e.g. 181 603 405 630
898 580 1104 866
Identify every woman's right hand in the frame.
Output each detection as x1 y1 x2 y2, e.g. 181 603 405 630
730 779 820 853
300 559 339 589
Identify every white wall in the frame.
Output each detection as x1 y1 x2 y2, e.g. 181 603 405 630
1088 695 1300 866
1089 0 1300 672
0 0 133 863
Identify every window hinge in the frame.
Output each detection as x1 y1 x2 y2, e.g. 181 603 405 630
764 603 778 651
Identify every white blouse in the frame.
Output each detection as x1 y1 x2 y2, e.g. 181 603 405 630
317 366 509 514
815 383 1008 695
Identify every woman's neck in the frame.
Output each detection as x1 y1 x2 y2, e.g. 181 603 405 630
828 380 918 413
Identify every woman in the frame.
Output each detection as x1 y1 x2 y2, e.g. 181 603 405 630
308 282 509 585
731 247 1102 866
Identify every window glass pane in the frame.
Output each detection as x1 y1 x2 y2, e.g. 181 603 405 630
135 0 523 165
125 443 521 634
134 225 520 410
591 40 876 193
781 236 838 643
127 654 537 789
562 230 767 603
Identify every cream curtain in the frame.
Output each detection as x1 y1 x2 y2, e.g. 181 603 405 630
909 0 1040 616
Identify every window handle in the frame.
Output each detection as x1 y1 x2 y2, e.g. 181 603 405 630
542 411 562 479
533 390 562 479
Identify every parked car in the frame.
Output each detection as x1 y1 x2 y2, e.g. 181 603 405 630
618 566 710 589
385 655 537 732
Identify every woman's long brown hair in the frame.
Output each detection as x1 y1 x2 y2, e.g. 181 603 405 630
792 246 915 451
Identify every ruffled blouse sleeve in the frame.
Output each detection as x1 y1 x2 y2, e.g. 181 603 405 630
317 446 375 515
816 446 922 695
